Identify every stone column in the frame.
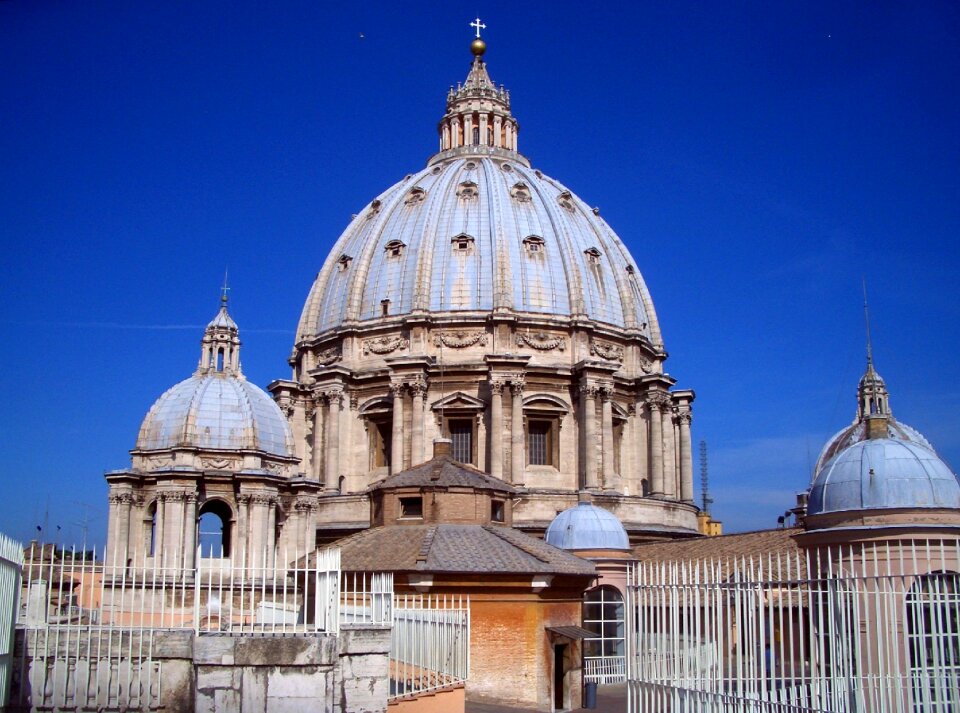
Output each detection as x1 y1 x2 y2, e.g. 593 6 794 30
581 384 599 489
390 380 405 474
310 396 324 483
676 410 694 502
493 116 502 148
489 380 505 479
510 378 525 486
661 407 677 498
600 385 614 489
184 492 197 572
236 494 250 570
410 379 427 467
155 493 166 566
477 411 487 472
647 393 666 496
266 497 277 569
106 493 121 563
325 390 341 492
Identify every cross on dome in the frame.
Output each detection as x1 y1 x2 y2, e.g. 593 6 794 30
220 268 231 306
470 17 486 38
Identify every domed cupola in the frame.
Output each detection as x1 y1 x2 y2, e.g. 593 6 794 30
545 502 630 551
135 296 296 466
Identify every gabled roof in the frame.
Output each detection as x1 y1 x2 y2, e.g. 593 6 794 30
370 454 518 494
332 524 596 576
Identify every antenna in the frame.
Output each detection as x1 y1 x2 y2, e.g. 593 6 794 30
862 278 873 366
700 440 713 514
73 501 97 555
221 268 231 307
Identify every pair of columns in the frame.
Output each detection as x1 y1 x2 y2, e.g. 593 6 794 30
236 492 279 571
645 391 694 502
488 376 525 485
107 489 198 571
389 377 428 474
310 387 344 490
580 382 616 490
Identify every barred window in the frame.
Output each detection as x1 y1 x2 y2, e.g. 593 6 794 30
528 419 552 465
449 419 473 464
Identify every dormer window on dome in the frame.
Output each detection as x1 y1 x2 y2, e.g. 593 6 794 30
457 180 479 200
523 235 545 254
337 254 353 272
452 233 475 252
405 186 426 205
558 190 575 212
584 247 602 265
384 240 406 258
367 199 382 219
510 182 532 203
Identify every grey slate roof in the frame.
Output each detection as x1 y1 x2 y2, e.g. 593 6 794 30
370 455 518 494
334 524 596 576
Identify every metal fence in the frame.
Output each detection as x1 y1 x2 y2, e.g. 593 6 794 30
0 533 24 710
390 594 470 700
626 539 960 713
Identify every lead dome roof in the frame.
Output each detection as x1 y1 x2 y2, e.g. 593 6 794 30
545 502 631 550
136 303 295 458
296 46 661 345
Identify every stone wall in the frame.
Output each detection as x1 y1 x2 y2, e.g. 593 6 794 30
11 625 390 713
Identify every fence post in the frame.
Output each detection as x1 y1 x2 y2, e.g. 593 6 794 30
0 533 24 709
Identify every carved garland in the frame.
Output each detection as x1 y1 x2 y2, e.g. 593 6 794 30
201 457 240 471
433 330 488 349
590 340 624 362
516 331 566 352
363 336 409 355
316 347 341 366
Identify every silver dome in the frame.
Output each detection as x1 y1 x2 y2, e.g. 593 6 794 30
808 439 960 515
136 373 295 457
297 156 661 342
545 502 630 550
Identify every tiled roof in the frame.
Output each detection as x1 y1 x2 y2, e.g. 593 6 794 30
333 524 595 576
633 528 807 580
370 455 518 494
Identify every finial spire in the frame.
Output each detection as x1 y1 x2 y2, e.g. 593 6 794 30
220 268 231 308
862 278 873 368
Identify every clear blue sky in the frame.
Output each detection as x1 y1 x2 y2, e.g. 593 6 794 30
1 1 958 545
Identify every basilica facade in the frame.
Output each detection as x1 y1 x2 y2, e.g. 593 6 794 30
104 36 699 567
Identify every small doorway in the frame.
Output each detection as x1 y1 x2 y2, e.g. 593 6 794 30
553 643 567 710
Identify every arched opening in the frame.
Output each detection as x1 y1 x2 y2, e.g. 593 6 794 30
216 348 225 372
197 500 232 558
582 585 626 684
145 501 157 556
360 398 393 473
907 571 960 710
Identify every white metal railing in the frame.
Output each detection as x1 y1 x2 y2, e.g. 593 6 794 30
626 539 960 713
0 533 24 709
340 570 394 626
585 655 626 684
18 543 342 635
389 594 469 700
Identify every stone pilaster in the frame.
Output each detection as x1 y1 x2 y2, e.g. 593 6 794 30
581 384 599 490
409 378 427 467
324 389 342 492
675 409 694 503
389 380 405 474
599 384 614 489
310 395 325 483
510 377 525 486
489 379 505 480
646 392 670 496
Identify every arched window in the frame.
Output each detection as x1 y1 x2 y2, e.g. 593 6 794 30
583 585 626 684
216 348 225 372
145 501 157 556
907 571 960 710
198 500 232 558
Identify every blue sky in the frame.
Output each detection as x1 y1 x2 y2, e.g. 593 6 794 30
1 1 958 545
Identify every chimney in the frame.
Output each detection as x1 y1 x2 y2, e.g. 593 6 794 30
433 438 452 457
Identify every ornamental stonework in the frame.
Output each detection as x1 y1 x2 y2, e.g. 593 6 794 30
433 330 488 349
316 346 341 366
362 336 409 355
589 340 624 362
516 331 565 352
201 457 240 471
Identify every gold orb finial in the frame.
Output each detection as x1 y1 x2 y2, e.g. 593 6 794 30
471 37 487 56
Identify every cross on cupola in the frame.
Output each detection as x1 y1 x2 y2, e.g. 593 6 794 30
198 283 242 375
470 17 486 38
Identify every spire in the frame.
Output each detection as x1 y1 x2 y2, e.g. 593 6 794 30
198 283 241 375
856 281 890 434
434 19 521 158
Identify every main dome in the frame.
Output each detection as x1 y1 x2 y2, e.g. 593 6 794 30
296 47 661 346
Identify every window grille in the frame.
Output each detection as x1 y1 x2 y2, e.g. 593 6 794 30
449 419 473 464
528 420 551 465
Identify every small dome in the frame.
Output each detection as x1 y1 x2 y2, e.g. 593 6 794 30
137 374 294 457
545 502 630 550
808 439 960 516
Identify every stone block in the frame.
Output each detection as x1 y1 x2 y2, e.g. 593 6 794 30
215 688 241 711
193 635 236 664
338 625 391 655
196 664 239 690
267 667 325 698
242 667 267 711
152 629 194 659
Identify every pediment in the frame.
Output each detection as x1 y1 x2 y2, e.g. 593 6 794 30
430 391 486 412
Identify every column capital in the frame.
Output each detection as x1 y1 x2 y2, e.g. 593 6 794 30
389 380 406 397
490 378 507 394
509 377 525 395
673 410 693 426
409 377 429 397
646 390 672 410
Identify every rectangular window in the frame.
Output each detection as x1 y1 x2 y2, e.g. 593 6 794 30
399 497 423 519
528 419 552 465
449 419 473 464
491 500 505 523
371 420 391 469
